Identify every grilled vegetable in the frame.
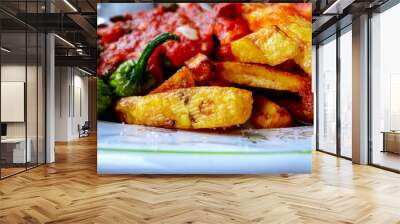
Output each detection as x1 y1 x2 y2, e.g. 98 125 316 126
109 33 179 97
250 96 292 128
97 77 113 117
116 86 253 129
231 26 299 66
216 62 309 93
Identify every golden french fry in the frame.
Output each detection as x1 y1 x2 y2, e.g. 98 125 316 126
231 26 299 66
294 43 312 76
241 4 312 74
276 15 311 44
216 62 308 93
251 96 293 128
116 86 253 129
242 4 281 30
150 66 195 94
242 3 312 44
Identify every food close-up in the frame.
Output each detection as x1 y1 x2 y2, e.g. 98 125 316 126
97 3 313 130
97 3 313 174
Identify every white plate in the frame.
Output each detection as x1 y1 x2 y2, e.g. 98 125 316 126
97 122 313 174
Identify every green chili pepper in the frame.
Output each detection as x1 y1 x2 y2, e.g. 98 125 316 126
97 77 113 117
109 33 179 97
98 45 104 56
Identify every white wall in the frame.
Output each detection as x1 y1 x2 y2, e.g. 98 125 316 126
1 65 26 139
55 66 69 141
72 73 89 138
54 67 89 141
1 65 39 138
1 65 25 122
1 64 46 164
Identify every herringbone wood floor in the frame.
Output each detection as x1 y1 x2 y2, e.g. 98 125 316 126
1 135 400 224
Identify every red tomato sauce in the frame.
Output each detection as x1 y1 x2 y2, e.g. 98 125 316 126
97 3 250 80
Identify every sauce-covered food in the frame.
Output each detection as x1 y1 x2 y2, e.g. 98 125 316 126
97 3 313 129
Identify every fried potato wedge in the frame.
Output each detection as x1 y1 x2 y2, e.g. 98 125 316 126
184 53 215 85
242 4 282 30
242 4 311 44
231 26 299 66
240 4 312 73
294 43 312 76
150 66 195 94
275 98 313 124
273 84 313 124
291 3 312 21
276 15 311 44
216 62 308 93
116 86 253 129
251 96 293 128
230 36 269 64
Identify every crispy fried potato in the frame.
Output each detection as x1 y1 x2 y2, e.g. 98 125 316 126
290 3 312 21
240 3 312 73
274 60 299 73
242 4 282 30
184 53 215 85
231 26 299 66
294 43 312 76
230 36 269 64
273 84 313 124
276 15 311 44
241 3 267 13
150 67 195 94
275 98 313 124
242 3 311 43
116 86 253 129
251 96 293 128
216 62 308 93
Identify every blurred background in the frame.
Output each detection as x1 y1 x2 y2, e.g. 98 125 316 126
98 3 154 24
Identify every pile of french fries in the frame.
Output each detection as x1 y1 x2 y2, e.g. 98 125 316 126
115 3 313 130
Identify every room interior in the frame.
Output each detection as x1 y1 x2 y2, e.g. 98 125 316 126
0 0 96 179
0 29 46 177
313 0 400 172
